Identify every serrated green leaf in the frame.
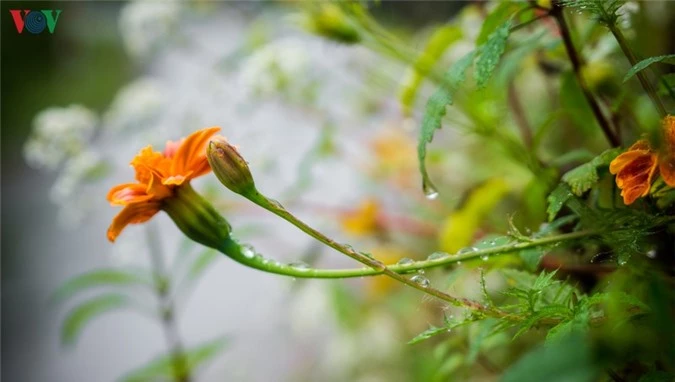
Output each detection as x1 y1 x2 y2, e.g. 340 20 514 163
561 148 622 196
123 337 229 382
623 54 675 82
408 325 449 345
399 25 462 115
547 184 574 221
475 20 512 88
560 0 624 26
476 3 521 45
61 294 129 346
52 269 151 304
418 50 476 190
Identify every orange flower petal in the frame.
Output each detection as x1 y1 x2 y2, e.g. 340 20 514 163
615 153 658 204
659 153 675 187
107 202 161 242
663 115 675 152
131 146 171 184
609 149 651 175
146 171 173 200
107 183 153 206
171 126 220 178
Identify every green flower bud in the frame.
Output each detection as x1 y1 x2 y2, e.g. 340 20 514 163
207 136 256 196
162 184 232 250
300 4 360 44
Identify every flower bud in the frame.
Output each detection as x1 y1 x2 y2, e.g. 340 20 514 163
162 184 232 250
299 4 360 44
207 136 256 196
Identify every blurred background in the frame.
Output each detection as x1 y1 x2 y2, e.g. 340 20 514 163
2 1 674 381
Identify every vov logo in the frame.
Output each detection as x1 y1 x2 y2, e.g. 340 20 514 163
9 10 62 34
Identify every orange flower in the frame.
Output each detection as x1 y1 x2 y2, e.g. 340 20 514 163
610 116 675 205
107 127 221 241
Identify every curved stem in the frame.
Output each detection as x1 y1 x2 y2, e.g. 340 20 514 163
215 188 601 319
551 5 620 147
608 25 667 117
219 227 597 279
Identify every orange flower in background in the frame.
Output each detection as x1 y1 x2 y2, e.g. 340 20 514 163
341 199 380 236
107 127 220 241
610 116 675 205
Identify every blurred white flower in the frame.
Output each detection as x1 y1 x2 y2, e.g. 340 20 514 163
50 150 108 204
240 37 317 102
119 0 182 58
23 104 98 170
103 77 166 133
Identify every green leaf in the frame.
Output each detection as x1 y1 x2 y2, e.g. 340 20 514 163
561 148 622 196
418 50 476 190
408 325 449 345
122 337 229 382
546 184 574 221
61 294 129 346
475 19 512 88
399 25 462 115
476 3 521 45
501 333 600 382
623 54 675 82
52 269 151 304
560 0 624 26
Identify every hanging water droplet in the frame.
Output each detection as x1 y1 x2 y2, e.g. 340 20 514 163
480 254 489 261
457 247 477 255
361 251 375 259
397 257 414 266
646 249 657 259
488 240 497 246
427 251 448 260
456 261 462 265
423 181 439 200
288 261 310 271
417 269 425 275
617 258 627 266
343 244 355 253
267 198 284 209
241 244 256 259
410 275 430 287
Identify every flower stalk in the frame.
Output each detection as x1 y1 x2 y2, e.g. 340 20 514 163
551 4 620 147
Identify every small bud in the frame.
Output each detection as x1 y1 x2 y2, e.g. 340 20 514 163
207 136 256 196
298 4 360 44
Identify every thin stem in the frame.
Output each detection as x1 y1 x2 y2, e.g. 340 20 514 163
220 228 598 279
146 225 191 382
508 81 534 148
608 25 667 117
214 188 603 320
245 190 509 317
551 5 620 147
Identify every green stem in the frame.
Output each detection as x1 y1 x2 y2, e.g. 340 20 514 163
146 226 191 382
608 25 667 117
214 188 600 319
219 227 597 279
551 5 620 147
